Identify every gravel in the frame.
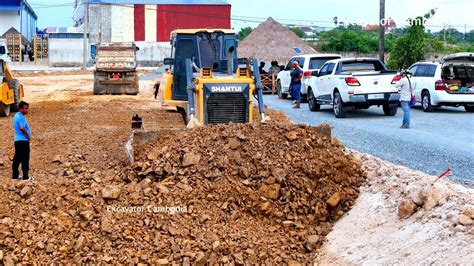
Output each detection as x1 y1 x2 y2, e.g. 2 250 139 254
263 95 474 187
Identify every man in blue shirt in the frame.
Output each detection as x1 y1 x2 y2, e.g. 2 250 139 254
290 61 303 109
12 101 32 180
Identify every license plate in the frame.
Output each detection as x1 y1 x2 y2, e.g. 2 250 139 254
368 94 385 100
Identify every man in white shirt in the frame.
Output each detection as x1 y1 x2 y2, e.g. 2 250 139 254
395 74 414 129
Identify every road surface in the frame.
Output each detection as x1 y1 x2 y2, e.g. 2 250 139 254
264 95 474 186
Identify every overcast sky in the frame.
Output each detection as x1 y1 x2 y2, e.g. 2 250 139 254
29 0 474 33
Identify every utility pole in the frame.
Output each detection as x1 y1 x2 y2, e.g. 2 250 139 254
82 0 89 70
378 0 385 63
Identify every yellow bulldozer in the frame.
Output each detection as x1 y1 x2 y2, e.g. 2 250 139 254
0 59 24 117
159 29 266 126
125 29 266 163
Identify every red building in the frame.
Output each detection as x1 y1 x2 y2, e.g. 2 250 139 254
74 0 231 43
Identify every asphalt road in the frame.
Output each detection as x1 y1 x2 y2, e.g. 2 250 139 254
263 95 474 186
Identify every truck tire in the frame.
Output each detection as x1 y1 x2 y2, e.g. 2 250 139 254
422 91 435 112
277 81 287 99
383 103 398 116
93 72 107 95
308 88 320 111
465 105 474 112
0 103 10 117
8 79 20 112
333 91 346 118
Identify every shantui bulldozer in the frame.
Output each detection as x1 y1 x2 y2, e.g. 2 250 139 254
0 59 24 117
125 29 266 162
93 43 139 95
160 29 266 126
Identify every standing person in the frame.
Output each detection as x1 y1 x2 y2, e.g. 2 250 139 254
12 101 33 180
290 61 303 109
395 72 413 129
268 61 280 75
259 62 267 74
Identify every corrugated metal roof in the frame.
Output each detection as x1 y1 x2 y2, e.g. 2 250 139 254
85 0 229 5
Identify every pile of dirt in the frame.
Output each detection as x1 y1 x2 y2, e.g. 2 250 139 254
0 122 365 264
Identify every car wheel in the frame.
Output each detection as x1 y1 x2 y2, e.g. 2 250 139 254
383 103 398 116
465 105 474 112
308 88 321 111
277 81 287 99
333 92 346 118
422 91 435 112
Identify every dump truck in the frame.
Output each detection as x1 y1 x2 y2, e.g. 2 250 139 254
0 59 24 117
160 29 265 126
93 43 139 95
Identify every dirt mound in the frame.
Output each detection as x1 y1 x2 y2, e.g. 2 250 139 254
0 122 365 264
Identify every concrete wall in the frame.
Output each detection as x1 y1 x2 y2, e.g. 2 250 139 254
135 42 171 67
89 4 112 44
0 10 20 36
111 5 134 43
48 38 88 67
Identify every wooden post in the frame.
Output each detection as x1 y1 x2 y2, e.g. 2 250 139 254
34 34 37 65
379 0 385 63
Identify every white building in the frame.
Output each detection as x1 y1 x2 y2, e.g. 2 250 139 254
0 0 38 42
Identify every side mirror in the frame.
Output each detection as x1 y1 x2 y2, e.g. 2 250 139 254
312 70 319 76
163 58 174 65
237 58 248 65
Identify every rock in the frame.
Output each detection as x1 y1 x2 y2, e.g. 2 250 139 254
463 209 474 219
46 242 55 253
286 131 298 141
458 215 473 226
259 183 281 200
398 200 417 219
0 250 3 260
228 138 241 150
20 186 33 198
74 235 86 251
158 185 169 194
101 186 122 200
306 235 319 245
232 253 244 265
212 240 220 252
3 255 14 266
326 192 341 207
288 260 303 266
421 184 447 211
182 152 200 167
260 202 270 211
282 221 294 228
156 258 169 265
52 155 62 163
314 123 331 137
0 159 4 167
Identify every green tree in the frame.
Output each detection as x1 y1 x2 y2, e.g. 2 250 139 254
319 27 379 53
237 27 253 41
290 27 306 39
387 9 436 70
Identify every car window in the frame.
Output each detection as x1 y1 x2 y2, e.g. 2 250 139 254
0 46 6 55
414 64 431 77
326 63 336 75
319 64 329 76
286 57 305 70
426 65 437 77
340 61 384 73
408 65 419 76
309 57 340 69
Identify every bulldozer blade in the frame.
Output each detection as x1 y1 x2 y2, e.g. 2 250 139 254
125 129 183 164
186 118 202 129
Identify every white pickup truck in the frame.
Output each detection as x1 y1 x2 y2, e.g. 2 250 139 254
306 58 400 118
276 54 342 101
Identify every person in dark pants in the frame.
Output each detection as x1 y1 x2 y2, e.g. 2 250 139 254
290 61 303 109
12 101 32 181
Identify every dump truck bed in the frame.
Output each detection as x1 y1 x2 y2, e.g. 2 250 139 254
96 43 137 72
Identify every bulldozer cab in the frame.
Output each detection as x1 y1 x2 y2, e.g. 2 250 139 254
168 30 238 101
